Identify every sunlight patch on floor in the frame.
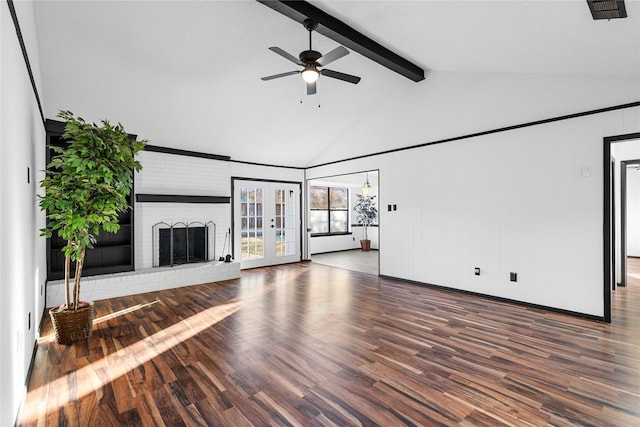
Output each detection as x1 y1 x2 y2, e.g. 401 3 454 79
37 300 161 344
22 300 241 423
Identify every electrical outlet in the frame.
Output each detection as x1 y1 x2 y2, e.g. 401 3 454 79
510 272 517 282
474 267 480 276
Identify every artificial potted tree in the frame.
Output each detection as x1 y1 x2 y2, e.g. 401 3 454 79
354 193 377 251
39 110 146 344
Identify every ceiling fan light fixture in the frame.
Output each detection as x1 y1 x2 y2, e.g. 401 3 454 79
262 19 361 95
301 65 319 83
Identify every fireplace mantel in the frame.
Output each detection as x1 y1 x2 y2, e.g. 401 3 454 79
136 194 230 204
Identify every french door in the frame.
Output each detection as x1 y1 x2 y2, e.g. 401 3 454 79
233 180 301 269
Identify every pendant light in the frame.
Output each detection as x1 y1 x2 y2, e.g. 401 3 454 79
362 173 373 197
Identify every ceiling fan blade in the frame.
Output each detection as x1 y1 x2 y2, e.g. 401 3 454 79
316 46 349 67
320 69 361 84
261 71 299 81
307 81 317 95
268 47 303 66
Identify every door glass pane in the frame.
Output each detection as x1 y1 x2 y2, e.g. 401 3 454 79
240 187 264 261
275 189 296 257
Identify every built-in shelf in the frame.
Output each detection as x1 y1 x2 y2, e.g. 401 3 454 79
45 119 135 281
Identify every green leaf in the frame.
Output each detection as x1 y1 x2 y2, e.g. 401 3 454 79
40 110 147 305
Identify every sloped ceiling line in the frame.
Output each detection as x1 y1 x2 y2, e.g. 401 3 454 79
256 0 425 82
307 100 640 169
6 0 45 127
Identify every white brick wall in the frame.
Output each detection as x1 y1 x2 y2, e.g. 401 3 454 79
134 151 233 269
45 150 306 304
46 261 240 306
46 150 239 305
136 150 230 195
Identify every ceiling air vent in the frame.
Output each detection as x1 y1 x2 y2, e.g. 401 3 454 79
586 0 627 20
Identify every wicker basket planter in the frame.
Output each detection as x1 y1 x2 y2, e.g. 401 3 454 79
49 302 95 345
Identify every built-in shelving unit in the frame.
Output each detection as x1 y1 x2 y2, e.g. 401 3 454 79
45 119 135 280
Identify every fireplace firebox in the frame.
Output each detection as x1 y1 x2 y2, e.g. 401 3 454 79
153 221 216 267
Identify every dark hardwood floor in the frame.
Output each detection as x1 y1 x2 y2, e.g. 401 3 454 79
19 261 640 426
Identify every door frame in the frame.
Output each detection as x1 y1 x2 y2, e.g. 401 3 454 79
603 132 640 323
620 159 640 287
231 177 303 267
611 157 616 291
306 169 380 276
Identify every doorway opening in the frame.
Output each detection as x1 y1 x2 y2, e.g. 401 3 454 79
604 132 640 323
307 170 379 276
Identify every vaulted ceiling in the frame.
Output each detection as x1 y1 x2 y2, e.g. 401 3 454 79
32 1 640 168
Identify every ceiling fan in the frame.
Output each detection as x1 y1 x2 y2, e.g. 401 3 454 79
261 19 361 95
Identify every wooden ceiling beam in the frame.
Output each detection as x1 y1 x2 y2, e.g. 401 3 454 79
256 0 425 82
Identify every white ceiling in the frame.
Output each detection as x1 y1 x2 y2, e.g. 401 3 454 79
32 1 640 168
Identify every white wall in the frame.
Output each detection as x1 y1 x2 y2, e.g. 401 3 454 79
43 148 305 304
0 1 47 425
229 162 303 183
310 227 379 254
307 106 640 318
627 167 640 257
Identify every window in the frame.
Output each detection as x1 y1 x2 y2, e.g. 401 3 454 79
310 186 349 235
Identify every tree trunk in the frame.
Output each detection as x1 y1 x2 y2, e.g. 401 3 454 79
64 241 71 309
72 246 86 310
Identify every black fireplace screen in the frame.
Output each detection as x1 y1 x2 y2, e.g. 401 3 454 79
158 227 207 266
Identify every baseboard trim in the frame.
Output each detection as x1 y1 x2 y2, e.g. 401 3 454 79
311 248 379 256
15 337 40 427
379 275 606 323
